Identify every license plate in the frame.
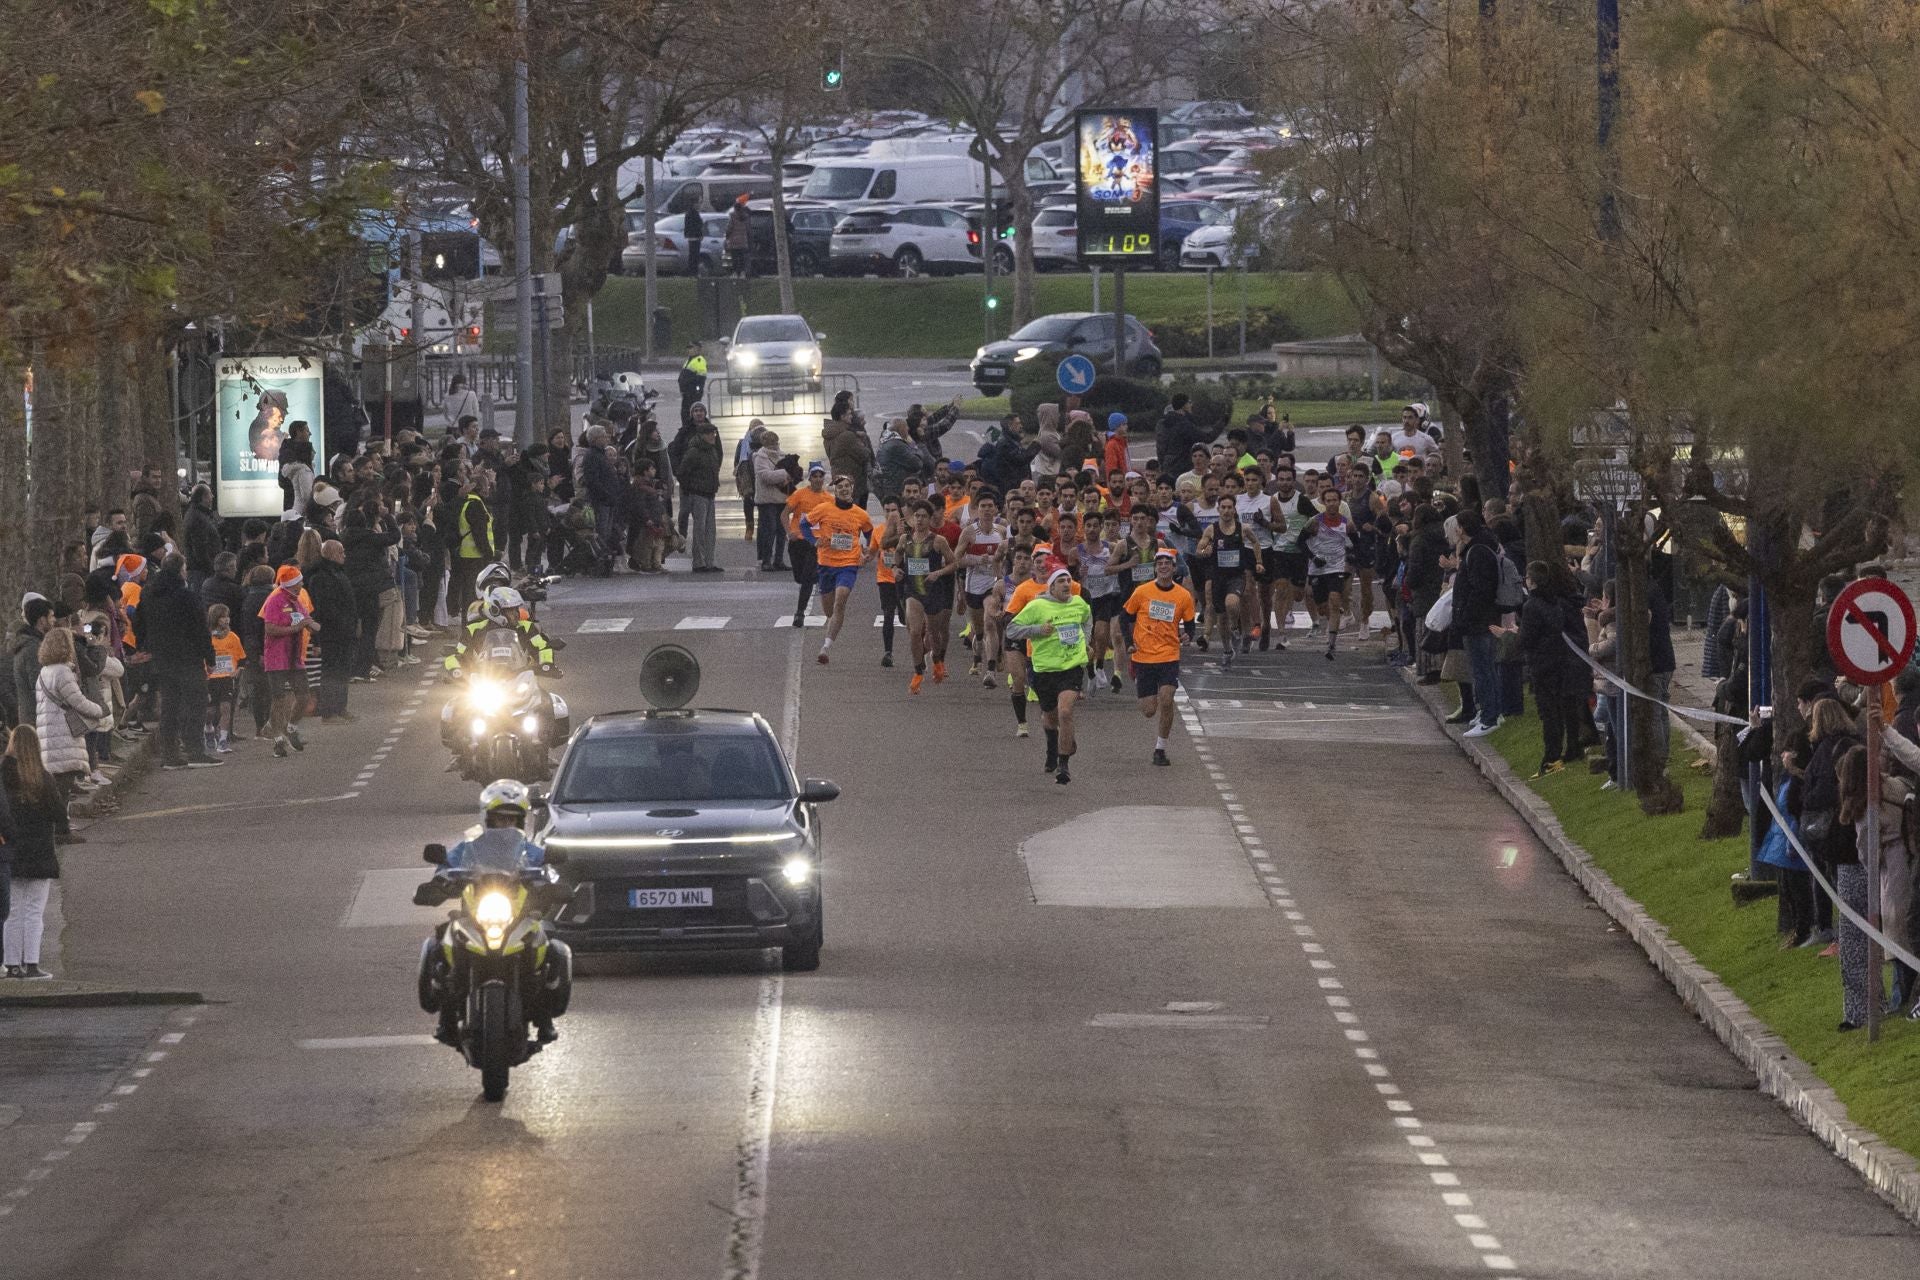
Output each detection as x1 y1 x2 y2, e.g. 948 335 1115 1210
628 887 713 908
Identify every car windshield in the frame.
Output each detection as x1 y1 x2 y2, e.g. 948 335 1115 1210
554 727 791 803
802 166 874 200
1008 316 1081 342
735 317 812 344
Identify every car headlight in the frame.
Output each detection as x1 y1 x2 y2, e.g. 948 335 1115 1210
731 350 759 370
974 346 987 361
790 346 816 366
469 717 488 738
520 714 541 735
1013 346 1043 361
781 857 813 885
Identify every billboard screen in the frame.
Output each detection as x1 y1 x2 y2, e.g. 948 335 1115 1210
214 356 323 518
1075 109 1158 262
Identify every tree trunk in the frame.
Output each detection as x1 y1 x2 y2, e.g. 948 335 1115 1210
1701 721 1746 839
1004 161 1038 326
769 139 796 315
1438 399 1466 481
1617 506 1683 814
0 358 29 619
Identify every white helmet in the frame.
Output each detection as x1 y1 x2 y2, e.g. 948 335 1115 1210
476 562 513 593
479 778 531 826
482 586 525 628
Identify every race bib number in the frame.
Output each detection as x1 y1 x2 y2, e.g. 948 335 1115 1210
213 655 236 675
1132 564 1156 582
906 557 931 576
1055 623 1083 647
1147 600 1177 624
1217 548 1241 569
829 532 854 552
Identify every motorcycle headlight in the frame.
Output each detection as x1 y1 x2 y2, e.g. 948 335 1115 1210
469 681 506 714
781 857 813 885
470 717 488 738
521 714 541 735
476 889 514 949
1013 346 1044 361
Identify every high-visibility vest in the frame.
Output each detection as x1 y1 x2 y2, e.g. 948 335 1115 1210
457 494 489 559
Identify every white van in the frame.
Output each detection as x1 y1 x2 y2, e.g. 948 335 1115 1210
800 156 983 208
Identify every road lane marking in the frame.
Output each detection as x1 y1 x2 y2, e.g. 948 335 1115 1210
769 613 825 628
722 967 785 1280
676 615 732 630
576 617 633 633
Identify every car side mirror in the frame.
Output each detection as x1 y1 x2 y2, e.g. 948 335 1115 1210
813 332 825 343
422 842 448 867
798 778 840 804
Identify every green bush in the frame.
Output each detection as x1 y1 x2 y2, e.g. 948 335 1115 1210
1151 307 1302 358
1009 355 1168 427
1218 371 1430 402
1164 376 1235 429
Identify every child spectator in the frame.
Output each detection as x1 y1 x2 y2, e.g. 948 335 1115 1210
205 604 244 754
626 458 667 573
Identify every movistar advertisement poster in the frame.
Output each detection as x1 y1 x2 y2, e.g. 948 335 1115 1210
1075 108 1159 262
215 356 322 518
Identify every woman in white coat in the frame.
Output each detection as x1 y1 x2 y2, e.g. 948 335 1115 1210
34 627 105 809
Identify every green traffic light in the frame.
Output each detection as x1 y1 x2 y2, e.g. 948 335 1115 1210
985 296 999 310
823 68 843 89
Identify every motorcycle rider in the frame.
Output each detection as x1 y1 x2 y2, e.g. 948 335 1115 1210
444 586 558 678
423 780 564 1046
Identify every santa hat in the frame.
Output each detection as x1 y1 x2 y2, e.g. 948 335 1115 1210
114 554 146 582
274 565 304 589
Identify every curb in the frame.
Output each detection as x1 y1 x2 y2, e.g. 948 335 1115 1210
69 730 155 820
1402 669 1920 1227
0 986 204 1009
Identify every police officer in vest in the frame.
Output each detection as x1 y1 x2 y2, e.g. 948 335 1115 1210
449 470 496 620
678 342 707 432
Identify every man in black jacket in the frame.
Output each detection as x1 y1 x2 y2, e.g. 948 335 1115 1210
1452 511 1504 738
140 554 224 768
182 485 223 596
677 413 725 573
306 540 359 722
1155 395 1214 477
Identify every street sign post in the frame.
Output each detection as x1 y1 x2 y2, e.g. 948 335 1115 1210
1824 577 1916 1041
1057 354 1096 396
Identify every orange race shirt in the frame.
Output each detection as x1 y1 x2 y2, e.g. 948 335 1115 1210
120 580 142 648
812 502 874 568
207 629 246 678
785 487 835 540
1123 580 1195 665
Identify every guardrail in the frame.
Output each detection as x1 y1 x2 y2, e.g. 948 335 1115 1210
420 347 649 408
705 373 861 421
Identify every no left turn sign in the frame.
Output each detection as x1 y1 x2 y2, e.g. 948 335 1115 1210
1826 577 1916 687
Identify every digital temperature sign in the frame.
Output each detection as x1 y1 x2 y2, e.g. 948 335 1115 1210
1075 108 1159 263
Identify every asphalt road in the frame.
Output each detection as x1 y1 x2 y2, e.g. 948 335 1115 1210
6 523 1919 1279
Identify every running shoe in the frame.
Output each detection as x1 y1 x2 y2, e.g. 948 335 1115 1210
910 673 924 694
1109 674 1122 693
969 662 980 677
1054 764 1071 785
982 672 995 688
792 612 806 628
287 726 306 751
932 662 947 683
1017 724 1030 738
816 652 829 665
881 653 893 668
1152 749 1170 767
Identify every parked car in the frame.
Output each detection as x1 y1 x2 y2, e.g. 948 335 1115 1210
969 311 1161 394
803 156 984 210
621 216 724 276
1030 206 1079 270
1158 199 1230 269
1179 198 1287 270
830 205 978 276
1167 100 1258 126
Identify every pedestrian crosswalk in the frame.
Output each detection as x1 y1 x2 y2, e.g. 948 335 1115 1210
582 612 909 633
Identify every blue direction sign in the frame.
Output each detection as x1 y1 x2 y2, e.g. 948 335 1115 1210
1057 354 1097 395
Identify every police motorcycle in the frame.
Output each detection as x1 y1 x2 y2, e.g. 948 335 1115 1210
414 782 573 1103
442 588 569 782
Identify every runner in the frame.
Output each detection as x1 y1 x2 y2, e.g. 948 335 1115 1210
888 500 957 693
1001 543 1080 738
809 473 874 665
784 462 834 627
1263 464 1318 650
871 496 906 668
1006 563 1094 783
1123 547 1196 766
1297 485 1360 660
1078 509 1127 694
953 491 1005 679
1194 491 1261 666
1234 466 1277 649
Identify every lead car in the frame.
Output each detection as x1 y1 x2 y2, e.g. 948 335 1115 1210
536 655 838 972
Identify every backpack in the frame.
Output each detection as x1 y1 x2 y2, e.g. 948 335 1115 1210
1494 547 1526 611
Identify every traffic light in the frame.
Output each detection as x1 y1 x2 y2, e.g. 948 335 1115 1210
823 51 843 91
985 295 999 310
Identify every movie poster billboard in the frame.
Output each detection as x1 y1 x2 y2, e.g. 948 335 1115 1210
1075 108 1159 262
215 356 322 518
